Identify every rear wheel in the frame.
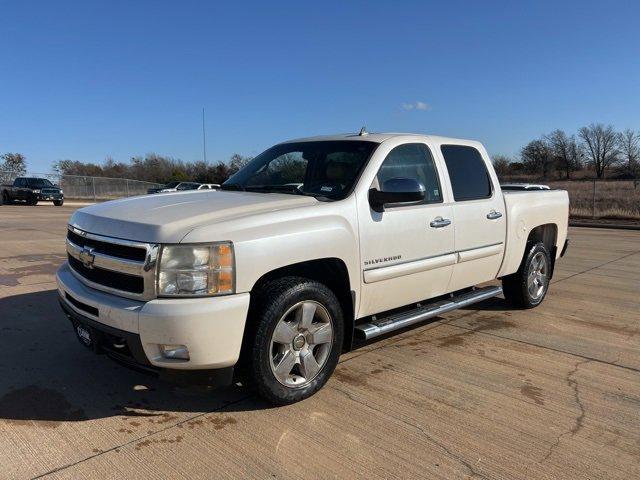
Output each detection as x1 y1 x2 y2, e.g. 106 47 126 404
248 277 344 405
1 191 10 205
502 242 551 309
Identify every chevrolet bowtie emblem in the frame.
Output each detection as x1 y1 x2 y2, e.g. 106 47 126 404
79 246 96 269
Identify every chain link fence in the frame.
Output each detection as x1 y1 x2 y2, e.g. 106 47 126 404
1 171 161 201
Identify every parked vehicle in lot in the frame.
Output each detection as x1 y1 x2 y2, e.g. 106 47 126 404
1 177 64 206
501 183 551 191
147 181 201 194
57 132 569 404
197 183 220 190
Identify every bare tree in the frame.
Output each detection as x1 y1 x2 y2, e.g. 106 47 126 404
521 139 554 179
578 124 619 178
228 153 253 175
617 129 640 178
544 129 582 179
0 153 27 177
491 154 511 178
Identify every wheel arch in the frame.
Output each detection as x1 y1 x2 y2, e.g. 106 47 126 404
526 223 558 278
245 258 355 354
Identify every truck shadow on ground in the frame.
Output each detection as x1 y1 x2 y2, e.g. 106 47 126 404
0 288 514 427
0 289 276 428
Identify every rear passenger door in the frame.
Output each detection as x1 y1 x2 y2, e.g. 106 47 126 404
439 144 506 291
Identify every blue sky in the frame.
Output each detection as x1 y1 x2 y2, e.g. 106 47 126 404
1 0 639 172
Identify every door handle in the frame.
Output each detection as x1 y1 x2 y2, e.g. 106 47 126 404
486 210 503 220
430 216 452 228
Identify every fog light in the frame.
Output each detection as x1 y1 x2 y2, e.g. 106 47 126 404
160 344 190 360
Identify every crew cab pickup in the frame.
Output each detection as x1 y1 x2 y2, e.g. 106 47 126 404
1 177 64 206
56 133 569 404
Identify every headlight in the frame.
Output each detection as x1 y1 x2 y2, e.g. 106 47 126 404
33 189 41 194
157 243 234 297
59 189 64 194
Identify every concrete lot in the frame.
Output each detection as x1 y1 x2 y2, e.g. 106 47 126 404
1 203 639 479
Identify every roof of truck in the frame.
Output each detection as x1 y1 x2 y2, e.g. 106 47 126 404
280 132 481 145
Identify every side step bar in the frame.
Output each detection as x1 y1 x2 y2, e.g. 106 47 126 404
354 285 503 340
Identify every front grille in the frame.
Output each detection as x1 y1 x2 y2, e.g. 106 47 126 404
65 292 99 317
68 255 145 294
67 230 146 261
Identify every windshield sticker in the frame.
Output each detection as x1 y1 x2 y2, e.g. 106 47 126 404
320 186 333 192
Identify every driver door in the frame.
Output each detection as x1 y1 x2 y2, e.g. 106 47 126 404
357 142 455 317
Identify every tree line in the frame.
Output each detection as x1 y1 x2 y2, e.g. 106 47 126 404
493 123 639 180
2 123 639 185
51 153 253 184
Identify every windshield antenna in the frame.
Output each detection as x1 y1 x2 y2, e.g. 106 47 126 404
358 126 368 136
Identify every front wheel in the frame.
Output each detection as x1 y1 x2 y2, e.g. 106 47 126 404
502 242 551 309
248 277 344 405
54 199 64 206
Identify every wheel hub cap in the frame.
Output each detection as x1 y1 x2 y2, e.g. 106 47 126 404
527 252 548 300
292 334 306 351
269 300 334 388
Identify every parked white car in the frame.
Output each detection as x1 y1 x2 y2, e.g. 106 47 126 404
197 183 220 190
57 132 569 404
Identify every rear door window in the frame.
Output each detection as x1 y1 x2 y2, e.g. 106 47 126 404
440 145 492 201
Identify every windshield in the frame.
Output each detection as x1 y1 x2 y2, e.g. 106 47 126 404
222 140 377 200
163 182 180 189
27 178 54 188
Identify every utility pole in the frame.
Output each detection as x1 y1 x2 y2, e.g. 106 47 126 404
202 107 207 163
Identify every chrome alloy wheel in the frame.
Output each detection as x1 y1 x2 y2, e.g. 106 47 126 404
269 301 334 388
527 251 548 300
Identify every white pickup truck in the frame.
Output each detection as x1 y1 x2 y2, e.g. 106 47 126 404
56 132 569 404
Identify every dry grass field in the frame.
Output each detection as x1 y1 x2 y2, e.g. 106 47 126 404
503 176 640 221
546 180 640 220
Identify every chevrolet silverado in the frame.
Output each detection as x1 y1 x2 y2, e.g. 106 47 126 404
56 132 569 404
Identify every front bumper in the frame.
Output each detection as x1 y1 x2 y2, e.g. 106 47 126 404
56 262 251 382
37 193 63 201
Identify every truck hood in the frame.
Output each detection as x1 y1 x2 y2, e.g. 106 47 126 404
69 190 318 243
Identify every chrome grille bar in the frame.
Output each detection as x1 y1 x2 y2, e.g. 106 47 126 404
66 226 159 301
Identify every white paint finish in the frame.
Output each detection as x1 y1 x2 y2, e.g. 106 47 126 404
354 136 456 316
457 243 504 263
364 253 457 284
498 189 569 277
139 293 250 369
57 262 142 333
69 190 317 243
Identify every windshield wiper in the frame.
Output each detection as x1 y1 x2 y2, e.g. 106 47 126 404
244 185 305 195
220 183 245 191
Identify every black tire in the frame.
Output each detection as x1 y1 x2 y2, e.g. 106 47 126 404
27 196 38 206
247 276 344 405
54 199 64 206
1 191 10 205
502 242 551 309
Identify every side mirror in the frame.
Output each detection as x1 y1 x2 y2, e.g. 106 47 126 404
368 177 425 212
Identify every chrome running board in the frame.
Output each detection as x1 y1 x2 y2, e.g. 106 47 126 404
354 286 503 340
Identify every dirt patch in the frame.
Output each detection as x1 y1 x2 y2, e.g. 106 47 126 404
438 336 465 348
520 383 545 405
135 435 184 451
333 369 367 387
0 385 86 427
209 415 237 430
0 254 66 286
